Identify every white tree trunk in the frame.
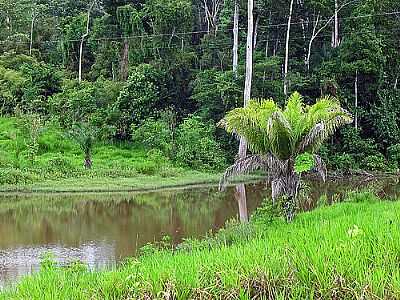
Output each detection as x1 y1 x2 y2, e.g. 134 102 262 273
238 0 254 157
333 0 340 48
232 0 239 77
253 14 260 49
79 1 96 83
29 13 36 56
355 70 358 130
283 0 294 96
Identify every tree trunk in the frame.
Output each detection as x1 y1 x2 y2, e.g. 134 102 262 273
120 38 129 81
235 0 254 224
84 153 92 169
265 11 272 59
232 0 239 77
333 0 340 48
283 0 294 96
355 70 358 130
29 13 36 56
79 1 96 83
238 0 254 158
253 14 260 49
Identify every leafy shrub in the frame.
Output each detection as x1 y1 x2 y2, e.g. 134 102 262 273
329 153 357 171
49 79 121 138
134 160 158 175
0 168 39 185
191 69 241 122
361 154 388 171
175 116 226 170
114 64 167 138
19 62 62 114
46 155 77 175
387 144 400 168
131 118 173 156
251 198 281 226
339 127 379 162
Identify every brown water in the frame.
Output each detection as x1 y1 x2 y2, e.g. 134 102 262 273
0 177 399 288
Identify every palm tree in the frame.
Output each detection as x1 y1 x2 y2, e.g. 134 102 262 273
219 92 353 221
68 122 98 169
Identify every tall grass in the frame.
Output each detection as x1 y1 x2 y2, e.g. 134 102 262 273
2 192 400 299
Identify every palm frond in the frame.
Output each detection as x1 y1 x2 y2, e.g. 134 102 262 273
219 154 283 191
219 99 278 154
298 100 353 153
219 155 266 191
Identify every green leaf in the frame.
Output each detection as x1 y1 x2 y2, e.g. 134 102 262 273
294 152 315 174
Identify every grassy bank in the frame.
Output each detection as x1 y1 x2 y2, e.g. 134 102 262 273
0 116 243 192
2 191 399 299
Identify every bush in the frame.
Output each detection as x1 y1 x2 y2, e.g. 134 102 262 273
387 144 400 169
0 168 39 185
46 155 77 176
114 64 167 138
131 117 173 156
329 153 357 171
175 116 226 170
361 154 388 172
49 78 121 138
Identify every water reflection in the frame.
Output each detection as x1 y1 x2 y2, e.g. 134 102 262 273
235 184 248 223
0 177 399 288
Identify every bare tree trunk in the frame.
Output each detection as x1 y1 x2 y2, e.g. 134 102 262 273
243 0 254 110
235 0 254 224
238 0 254 157
333 0 340 48
120 38 129 80
265 11 272 59
79 1 96 83
283 0 294 96
307 1 354 69
233 0 239 77
355 70 358 130
253 14 260 49
29 12 36 56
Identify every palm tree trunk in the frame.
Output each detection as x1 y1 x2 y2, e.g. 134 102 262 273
84 152 92 169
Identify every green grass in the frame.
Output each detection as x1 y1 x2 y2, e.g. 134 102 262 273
2 192 400 299
0 116 257 192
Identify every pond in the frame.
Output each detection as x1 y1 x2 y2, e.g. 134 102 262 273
0 176 399 288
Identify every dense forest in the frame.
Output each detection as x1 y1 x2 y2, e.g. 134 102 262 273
1 0 400 174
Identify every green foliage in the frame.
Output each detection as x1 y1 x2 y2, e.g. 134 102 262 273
131 115 174 156
175 116 226 170
191 69 241 122
222 92 353 159
67 122 99 169
49 78 122 138
361 154 389 172
114 64 166 137
388 144 400 169
294 152 315 175
329 153 357 171
0 168 39 185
